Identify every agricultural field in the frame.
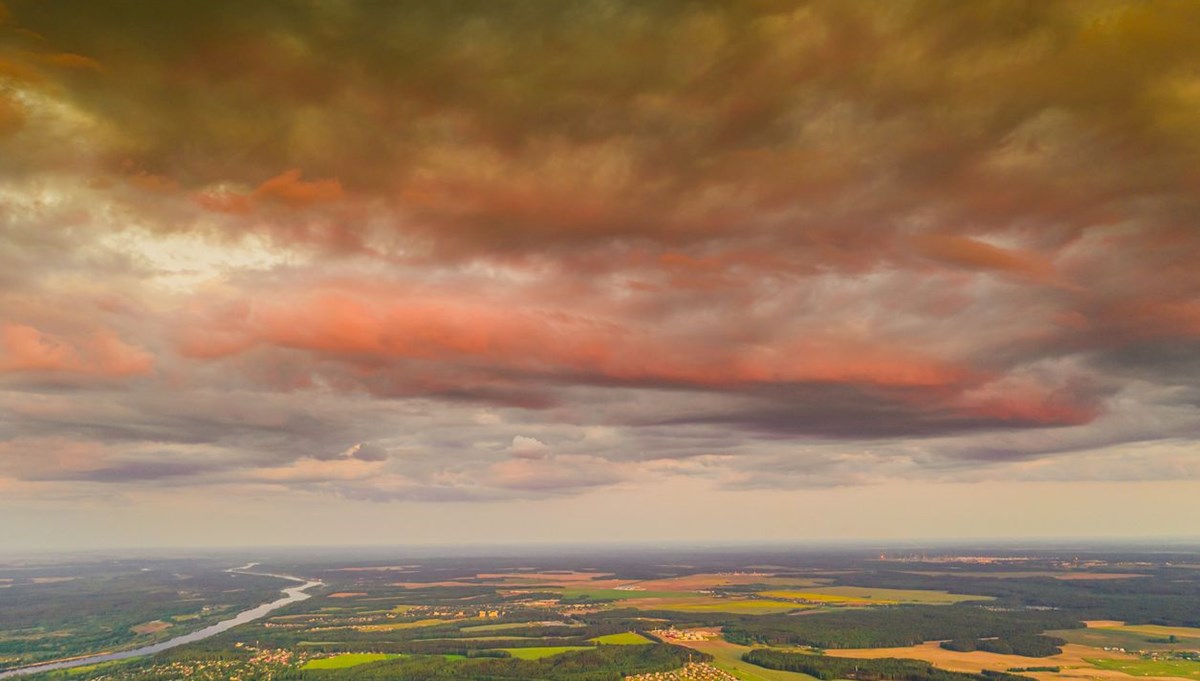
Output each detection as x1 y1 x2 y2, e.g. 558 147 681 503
499 646 594 659
301 653 400 670
622 596 806 614
823 641 1138 674
1054 624 1200 652
591 632 654 645
1086 659 1200 680
758 586 991 605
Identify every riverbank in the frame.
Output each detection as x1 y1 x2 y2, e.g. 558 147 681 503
0 566 322 679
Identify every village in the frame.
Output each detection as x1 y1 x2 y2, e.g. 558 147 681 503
624 662 740 681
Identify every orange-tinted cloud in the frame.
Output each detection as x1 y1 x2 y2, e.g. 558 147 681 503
254 169 344 206
0 324 153 378
912 234 1055 281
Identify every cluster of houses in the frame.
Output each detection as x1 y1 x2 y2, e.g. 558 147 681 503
651 627 714 642
624 662 738 681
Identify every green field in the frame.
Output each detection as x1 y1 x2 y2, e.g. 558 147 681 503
591 632 653 645
1087 658 1200 679
302 653 401 670
1054 625 1200 652
760 587 990 605
500 646 594 660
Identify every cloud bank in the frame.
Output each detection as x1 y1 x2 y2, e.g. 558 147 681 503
1 1 1199 524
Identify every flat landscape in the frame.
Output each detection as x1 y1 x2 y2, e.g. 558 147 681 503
1 547 1199 681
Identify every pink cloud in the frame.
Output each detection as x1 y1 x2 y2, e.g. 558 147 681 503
0 324 153 378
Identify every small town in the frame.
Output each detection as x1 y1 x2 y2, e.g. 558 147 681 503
625 662 740 681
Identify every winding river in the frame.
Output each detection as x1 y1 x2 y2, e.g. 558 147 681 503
0 564 323 679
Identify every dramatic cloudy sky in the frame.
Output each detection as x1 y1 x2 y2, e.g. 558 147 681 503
2 0 1199 550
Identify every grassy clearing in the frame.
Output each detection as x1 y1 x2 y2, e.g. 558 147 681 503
500 646 593 660
1087 658 1200 679
591 632 653 645
302 653 401 670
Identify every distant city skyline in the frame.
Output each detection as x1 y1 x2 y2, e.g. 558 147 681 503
2 1 1200 550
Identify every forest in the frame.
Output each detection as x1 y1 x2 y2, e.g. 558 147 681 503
741 649 1033 681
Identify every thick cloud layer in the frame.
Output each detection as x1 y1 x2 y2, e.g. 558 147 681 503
2 0 1199 527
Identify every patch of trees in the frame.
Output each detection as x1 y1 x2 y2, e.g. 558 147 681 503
940 635 1065 657
722 605 1081 648
742 649 1031 681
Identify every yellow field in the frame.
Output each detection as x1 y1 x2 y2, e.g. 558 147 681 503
1059 622 1200 652
1090 624 1200 639
818 641 1199 681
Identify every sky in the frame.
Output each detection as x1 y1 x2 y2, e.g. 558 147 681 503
2 1 1199 551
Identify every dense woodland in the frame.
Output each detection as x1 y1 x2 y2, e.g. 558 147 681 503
939 635 1067 657
741 649 1032 681
831 567 1200 626
721 606 1081 649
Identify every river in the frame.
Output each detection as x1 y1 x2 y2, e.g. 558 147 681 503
0 564 323 679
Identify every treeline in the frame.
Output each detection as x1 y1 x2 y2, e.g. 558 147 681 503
742 649 1031 681
722 605 1081 648
940 635 1066 657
